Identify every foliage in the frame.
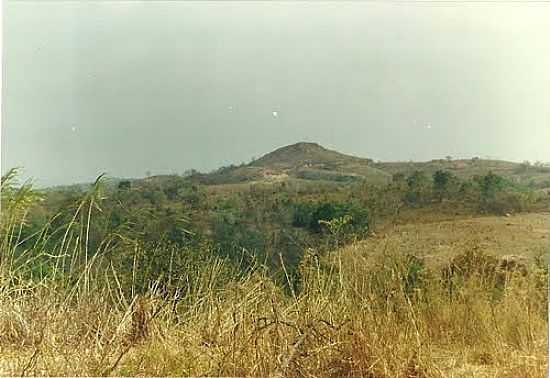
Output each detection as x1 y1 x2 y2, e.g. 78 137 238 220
405 170 431 205
0 170 548 376
476 171 506 202
433 170 455 202
3 166 547 288
292 201 369 236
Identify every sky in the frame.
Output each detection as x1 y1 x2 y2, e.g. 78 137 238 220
2 1 550 187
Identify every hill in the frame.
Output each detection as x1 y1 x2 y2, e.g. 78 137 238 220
251 142 369 169
195 142 391 185
192 142 550 190
38 142 550 191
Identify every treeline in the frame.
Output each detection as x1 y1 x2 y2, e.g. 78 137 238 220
393 169 541 214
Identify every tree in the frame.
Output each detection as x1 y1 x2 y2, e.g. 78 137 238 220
319 215 354 248
183 169 198 177
458 180 479 202
405 171 430 205
117 180 132 191
433 170 453 202
292 201 369 236
475 171 506 212
392 173 406 185
518 161 531 173
479 171 505 201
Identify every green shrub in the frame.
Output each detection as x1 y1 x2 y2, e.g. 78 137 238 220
292 201 369 235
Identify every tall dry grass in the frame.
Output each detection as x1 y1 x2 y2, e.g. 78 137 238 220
0 171 547 377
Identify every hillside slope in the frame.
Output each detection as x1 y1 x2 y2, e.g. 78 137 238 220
198 142 391 185
251 142 369 169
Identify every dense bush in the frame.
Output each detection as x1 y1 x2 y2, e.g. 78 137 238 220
405 171 431 205
292 201 369 235
433 170 459 202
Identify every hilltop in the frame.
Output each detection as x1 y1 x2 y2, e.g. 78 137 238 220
195 142 391 185
250 142 370 169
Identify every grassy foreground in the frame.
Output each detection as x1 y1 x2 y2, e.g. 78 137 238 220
0 173 548 377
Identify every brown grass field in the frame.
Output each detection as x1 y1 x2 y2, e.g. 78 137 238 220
366 212 550 264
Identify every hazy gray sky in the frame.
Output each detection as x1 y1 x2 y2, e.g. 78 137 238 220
2 1 550 186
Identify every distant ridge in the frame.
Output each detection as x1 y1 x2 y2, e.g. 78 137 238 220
195 142 550 188
41 142 550 189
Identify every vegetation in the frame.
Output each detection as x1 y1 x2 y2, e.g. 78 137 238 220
1 143 550 376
